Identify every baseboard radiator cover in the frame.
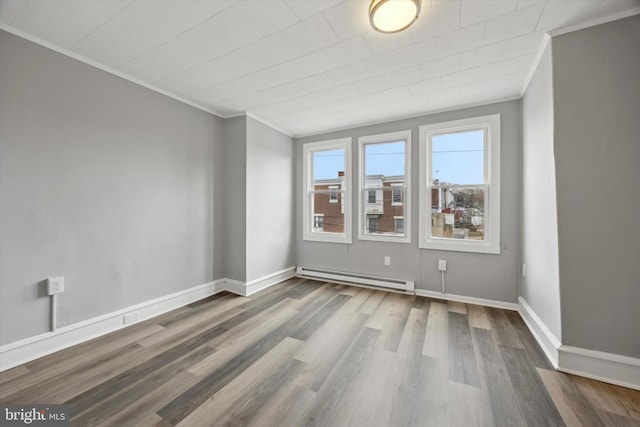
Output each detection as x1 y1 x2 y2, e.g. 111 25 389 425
296 266 415 293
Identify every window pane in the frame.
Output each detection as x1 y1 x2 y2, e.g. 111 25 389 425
419 115 499 253
432 130 484 185
363 187 405 236
430 186 484 241
314 148 344 179
313 148 345 234
392 188 402 204
364 141 405 177
329 186 338 203
367 216 378 233
363 141 406 237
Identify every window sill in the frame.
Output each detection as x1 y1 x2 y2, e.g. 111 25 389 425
304 234 352 244
358 234 411 244
419 239 500 254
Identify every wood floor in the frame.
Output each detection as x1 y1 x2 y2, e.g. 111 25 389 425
1 278 638 426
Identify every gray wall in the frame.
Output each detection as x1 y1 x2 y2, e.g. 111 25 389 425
221 116 247 282
295 100 521 303
246 117 295 282
219 116 295 283
552 16 640 358
521 43 562 340
0 30 224 345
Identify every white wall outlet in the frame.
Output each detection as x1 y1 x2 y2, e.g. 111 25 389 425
522 263 527 277
47 277 64 295
384 256 391 266
438 260 447 271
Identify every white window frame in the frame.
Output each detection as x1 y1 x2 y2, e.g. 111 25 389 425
418 114 500 254
303 137 352 244
358 130 411 243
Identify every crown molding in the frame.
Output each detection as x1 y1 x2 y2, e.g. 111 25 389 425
520 33 551 97
293 95 521 140
547 8 640 38
0 23 223 119
243 112 294 138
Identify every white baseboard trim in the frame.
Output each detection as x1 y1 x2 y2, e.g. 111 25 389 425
245 267 296 296
518 297 639 390
415 289 518 311
222 278 247 296
0 268 298 372
221 267 296 297
0 279 227 372
518 296 561 368
558 346 640 391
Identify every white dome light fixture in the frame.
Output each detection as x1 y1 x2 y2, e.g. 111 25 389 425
369 0 421 34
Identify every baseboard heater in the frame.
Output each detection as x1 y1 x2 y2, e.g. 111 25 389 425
296 267 415 293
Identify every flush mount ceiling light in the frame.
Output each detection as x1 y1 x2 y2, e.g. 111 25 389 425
369 0 421 34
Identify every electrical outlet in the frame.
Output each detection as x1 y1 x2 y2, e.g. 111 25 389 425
47 277 64 295
522 263 527 277
438 260 447 272
384 256 391 266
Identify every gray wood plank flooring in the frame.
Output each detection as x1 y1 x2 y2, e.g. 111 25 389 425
1 278 638 426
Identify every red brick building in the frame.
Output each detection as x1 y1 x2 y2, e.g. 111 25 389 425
362 174 405 235
313 172 406 236
313 172 345 233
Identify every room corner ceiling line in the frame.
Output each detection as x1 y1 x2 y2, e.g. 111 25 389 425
0 23 224 119
546 7 640 37
244 112 294 138
292 94 521 140
3 1 638 137
520 8 639 97
520 33 551 97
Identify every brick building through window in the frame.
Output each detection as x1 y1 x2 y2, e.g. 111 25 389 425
313 171 346 233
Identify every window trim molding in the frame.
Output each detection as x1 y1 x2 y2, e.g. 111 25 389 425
303 137 352 244
418 114 500 254
358 130 411 244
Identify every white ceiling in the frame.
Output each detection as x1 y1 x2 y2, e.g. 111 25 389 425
1 0 638 137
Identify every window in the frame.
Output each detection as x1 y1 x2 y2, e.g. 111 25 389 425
367 216 378 233
313 214 324 230
358 130 411 243
391 183 403 205
303 138 352 243
394 217 404 234
419 114 500 253
329 186 339 203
